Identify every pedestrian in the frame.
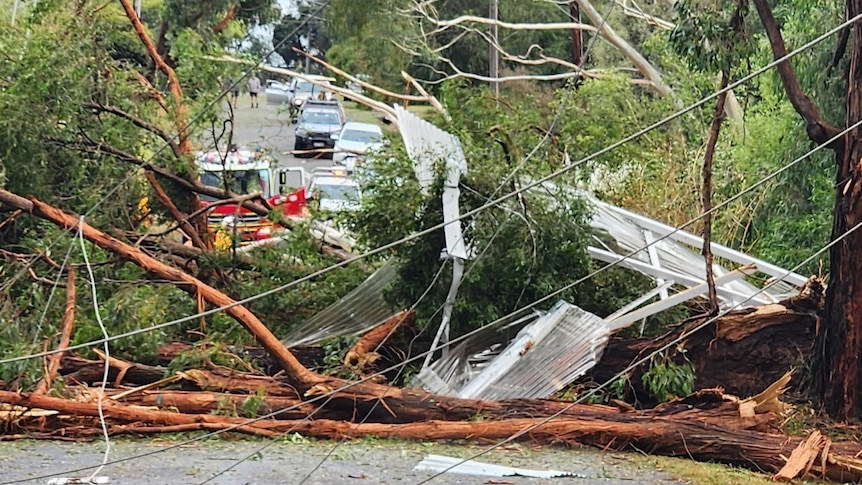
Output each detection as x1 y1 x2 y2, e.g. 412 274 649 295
248 73 261 108
224 76 238 108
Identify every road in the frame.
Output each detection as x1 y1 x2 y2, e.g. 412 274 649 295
203 94 336 174
1 438 687 485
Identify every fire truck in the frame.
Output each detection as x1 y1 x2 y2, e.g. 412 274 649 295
196 148 307 244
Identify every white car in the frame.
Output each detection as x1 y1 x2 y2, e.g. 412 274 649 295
307 168 361 213
332 122 384 170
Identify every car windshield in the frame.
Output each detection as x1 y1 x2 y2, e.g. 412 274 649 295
302 111 340 125
314 183 359 201
296 81 328 95
341 129 381 143
200 170 270 202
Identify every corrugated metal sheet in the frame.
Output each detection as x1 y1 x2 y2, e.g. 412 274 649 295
414 301 607 401
394 105 468 260
281 261 397 348
414 455 583 478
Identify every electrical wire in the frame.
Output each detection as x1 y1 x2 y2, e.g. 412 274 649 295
1 12 858 485
412 221 862 485
77 217 112 480
5 104 851 483
0 0 332 296
195 259 452 484
29 240 76 346
1 9 856 369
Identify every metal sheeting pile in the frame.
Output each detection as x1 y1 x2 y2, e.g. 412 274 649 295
414 301 608 401
281 261 397 348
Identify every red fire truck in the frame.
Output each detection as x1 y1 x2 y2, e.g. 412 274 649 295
196 148 307 244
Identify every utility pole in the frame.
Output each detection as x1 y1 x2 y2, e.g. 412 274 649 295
570 1 583 68
489 0 499 96
305 20 312 73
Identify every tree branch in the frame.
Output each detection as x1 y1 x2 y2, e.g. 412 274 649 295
751 0 841 145
213 3 236 33
34 267 76 395
0 189 321 386
81 102 181 159
118 0 193 155
143 171 210 251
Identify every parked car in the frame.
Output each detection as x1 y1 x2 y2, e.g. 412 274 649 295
302 99 347 123
332 121 384 170
265 79 293 105
289 75 336 114
307 167 361 213
294 105 345 154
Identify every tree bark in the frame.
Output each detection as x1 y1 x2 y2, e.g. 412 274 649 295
752 0 862 421
34 268 76 395
816 0 862 421
0 190 320 388
4 389 862 481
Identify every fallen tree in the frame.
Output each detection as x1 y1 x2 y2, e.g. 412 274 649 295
3 188 860 483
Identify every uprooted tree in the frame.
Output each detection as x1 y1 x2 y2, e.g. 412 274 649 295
7 0 862 481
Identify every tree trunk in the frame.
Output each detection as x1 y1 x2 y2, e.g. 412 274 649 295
816 0 862 421
752 0 861 420
0 190 320 388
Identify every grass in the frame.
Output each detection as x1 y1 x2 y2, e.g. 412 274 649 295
341 100 437 132
630 453 829 485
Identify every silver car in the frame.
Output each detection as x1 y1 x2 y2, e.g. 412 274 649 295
265 79 292 105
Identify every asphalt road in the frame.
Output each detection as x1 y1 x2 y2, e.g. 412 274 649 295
202 94 336 174
1 438 687 485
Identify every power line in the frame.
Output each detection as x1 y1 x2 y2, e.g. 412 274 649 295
0 0 332 296
412 221 862 485
6 108 859 485
2 11 858 484
1 9 856 369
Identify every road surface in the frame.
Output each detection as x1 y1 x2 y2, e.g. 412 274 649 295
201 94 337 174
1 438 687 485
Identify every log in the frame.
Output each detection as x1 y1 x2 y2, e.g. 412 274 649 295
589 296 819 400
60 356 167 386
121 391 331 420
168 369 775 429
34 267 76 395
3 389 861 482
0 190 319 387
344 309 414 369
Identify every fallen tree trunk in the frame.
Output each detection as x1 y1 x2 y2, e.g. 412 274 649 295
589 290 822 400
0 189 319 387
2 389 860 482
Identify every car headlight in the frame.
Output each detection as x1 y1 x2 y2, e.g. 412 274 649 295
295 127 308 137
330 133 339 140
293 99 303 106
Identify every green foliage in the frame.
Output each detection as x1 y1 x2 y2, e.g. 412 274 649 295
240 388 267 418
641 348 696 402
348 83 661 337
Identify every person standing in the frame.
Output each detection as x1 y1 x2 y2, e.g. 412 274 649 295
247 73 261 108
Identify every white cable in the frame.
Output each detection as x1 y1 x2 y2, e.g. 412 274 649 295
1 10 858 369
77 217 111 480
